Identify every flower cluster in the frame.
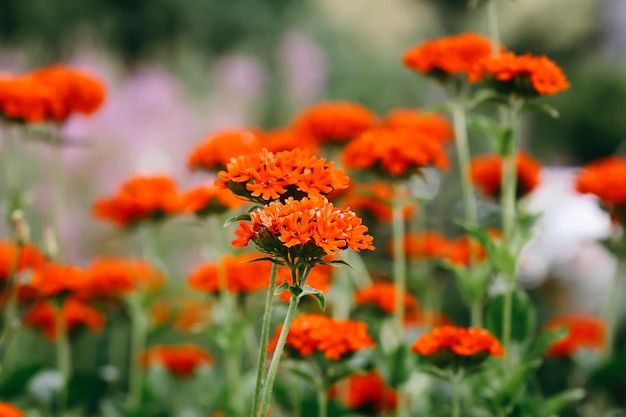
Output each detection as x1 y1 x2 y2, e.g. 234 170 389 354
233 196 374 261
342 127 449 178
182 186 246 217
31 263 88 298
395 231 449 261
292 101 377 144
0 65 105 123
85 258 164 300
344 371 397 414
470 151 542 198
187 128 264 172
270 314 375 360
93 175 183 227
339 182 417 222
0 241 46 285
383 108 454 143
472 52 570 97
576 156 626 219
188 253 271 294
23 298 105 341
403 32 494 82
151 298 212 333
545 314 605 357
140 344 213 379
216 148 350 203
261 128 319 154
354 281 417 315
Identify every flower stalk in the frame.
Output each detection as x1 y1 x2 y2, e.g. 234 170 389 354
392 182 408 338
56 304 71 416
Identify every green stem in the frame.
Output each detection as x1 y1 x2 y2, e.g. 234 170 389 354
605 260 623 359
316 383 328 417
56 304 71 416
392 183 408 339
470 303 483 329
128 297 147 410
486 0 501 55
251 262 279 417
51 126 66 261
257 295 300 417
452 380 460 417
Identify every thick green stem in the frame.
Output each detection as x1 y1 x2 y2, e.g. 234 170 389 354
486 0 501 55
451 378 461 417
316 383 328 417
51 127 66 261
251 262 279 417
257 295 300 417
605 261 622 359
56 305 71 416
128 297 147 409
470 303 483 329
392 183 408 339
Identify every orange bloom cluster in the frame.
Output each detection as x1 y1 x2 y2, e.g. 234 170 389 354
93 175 183 227
275 265 332 303
151 299 212 333
576 157 626 213
233 196 374 259
0 241 46 284
188 128 263 172
216 148 350 203
402 32 493 81
342 127 449 178
140 344 213 378
395 232 449 261
0 65 105 123
472 52 570 96
86 258 164 300
31 263 88 298
183 186 245 217
188 253 272 294
292 101 377 144
270 314 375 360
260 128 319 154
340 182 417 222
411 325 504 357
384 109 454 143
355 282 417 315
404 310 453 328
0 402 25 417
344 371 397 413
23 298 105 341
469 151 541 198
439 235 489 266
545 314 605 357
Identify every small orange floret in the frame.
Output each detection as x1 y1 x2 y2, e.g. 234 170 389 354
576 156 626 211
182 186 245 216
0 241 46 283
469 151 541 198
23 298 105 341
270 314 375 360
188 253 272 294
344 371 397 413
411 325 504 358
402 32 494 81
384 109 454 143
355 282 417 315
292 101 377 144
342 127 449 179
140 344 213 378
0 402 25 417
92 175 183 227
187 128 263 172
472 52 570 96
545 314 605 357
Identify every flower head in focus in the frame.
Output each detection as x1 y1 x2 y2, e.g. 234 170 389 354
188 128 263 172
140 344 213 379
23 298 105 341
355 281 417 315
470 151 541 198
545 314 605 357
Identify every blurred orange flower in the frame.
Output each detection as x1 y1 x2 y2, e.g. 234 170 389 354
342 127 449 178
140 344 213 378
233 196 374 259
0 402 25 417
23 298 105 341
92 175 183 227
355 282 417 315
31 263 88 298
188 253 271 294
270 314 375 360
394 232 450 261
340 182 417 222
260 128 319 154
411 325 504 358
188 128 263 172
404 310 453 328
576 157 626 217
384 109 454 143
469 151 541 198
292 101 377 144
0 75 58 123
471 52 570 96
344 371 397 413
545 314 605 357
217 148 350 203
85 258 164 300
403 32 494 82
183 186 246 217
0 241 46 284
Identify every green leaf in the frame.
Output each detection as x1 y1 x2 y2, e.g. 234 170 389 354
467 113 507 146
274 280 289 295
521 102 560 119
541 388 585 416
524 327 568 361
223 212 251 227
486 288 537 343
465 89 501 110
330 259 355 270
244 256 286 266
299 285 326 311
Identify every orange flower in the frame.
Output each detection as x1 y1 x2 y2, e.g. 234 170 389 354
545 314 605 357
140 344 213 378
292 101 377 144
576 157 626 218
188 128 263 172
217 148 350 203
404 310 453 328
340 182 417 222
23 298 105 341
85 258 163 300
270 314 375 360
183 186 246 216
260 128 319 154
150 298 213 333
188 253 272 294
384 109 454 143
31 263 88 298
342 127 449 179
0 241 46 284
275 265 332 303
411 325 504 358
233 196 374 261
0 402 25 417
355 282 417 315
472 52 570 96
394 232 450 261
0 75 58 123
92 175 183 227
344 371 397 413
470 151 541 198
403 32 494 82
